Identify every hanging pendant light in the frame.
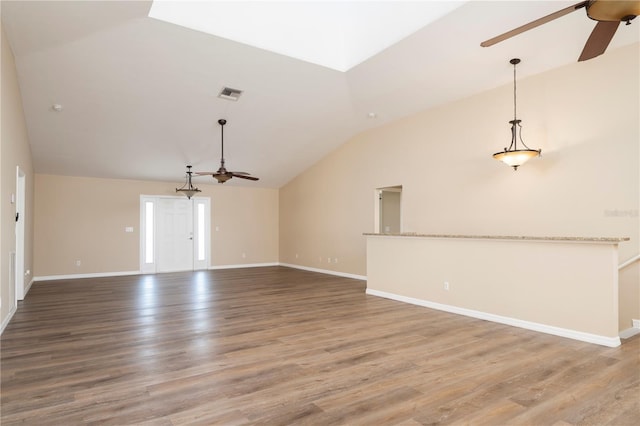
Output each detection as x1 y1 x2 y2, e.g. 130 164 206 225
175 165 201 199
492 58 541 170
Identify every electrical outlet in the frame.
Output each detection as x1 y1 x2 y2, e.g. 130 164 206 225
328 258 332 264
76 260 81 267
334 258 338 263
295 253 299 259
444 281 450 291
242 253 246 259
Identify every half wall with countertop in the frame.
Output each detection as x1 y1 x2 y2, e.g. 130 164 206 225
365 233 628 347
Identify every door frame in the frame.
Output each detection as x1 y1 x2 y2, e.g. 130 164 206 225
15 167 26 301
139 195 211 274
374 185 402 233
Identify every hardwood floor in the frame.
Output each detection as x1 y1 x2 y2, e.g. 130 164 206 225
1 266 638 425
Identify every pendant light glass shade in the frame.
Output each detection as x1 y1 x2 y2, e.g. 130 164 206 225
176 165 201 199
493 58 541 170
493 148 540 168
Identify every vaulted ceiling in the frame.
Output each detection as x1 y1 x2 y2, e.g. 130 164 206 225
2 1 638 187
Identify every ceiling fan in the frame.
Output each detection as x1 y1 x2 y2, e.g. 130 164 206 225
481 0 640 61
195 119 259 184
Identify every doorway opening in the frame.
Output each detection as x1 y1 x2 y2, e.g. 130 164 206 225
140 196 211 273
374 185 402 234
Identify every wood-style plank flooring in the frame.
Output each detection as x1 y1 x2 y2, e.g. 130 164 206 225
1 266 638 425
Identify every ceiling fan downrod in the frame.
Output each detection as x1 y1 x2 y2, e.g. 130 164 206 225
218 119 227 162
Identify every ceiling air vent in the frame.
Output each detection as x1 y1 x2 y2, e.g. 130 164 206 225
218 87 243 101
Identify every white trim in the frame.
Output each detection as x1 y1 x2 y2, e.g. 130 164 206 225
34 265 284 281
15 167 26 300
34 271 141 282
140 196 156 274
280 263 366 281
24 277 34 296
619 325 640 339
619 254 640 270
210 262 279 270
366 288 621 348
32 264 364 281
193 198 211 270
1 305 17 335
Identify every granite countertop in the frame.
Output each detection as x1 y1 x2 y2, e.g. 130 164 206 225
363 233 630 243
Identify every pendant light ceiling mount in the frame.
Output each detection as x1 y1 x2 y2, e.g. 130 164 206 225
176 165 201 199
492 58 541 171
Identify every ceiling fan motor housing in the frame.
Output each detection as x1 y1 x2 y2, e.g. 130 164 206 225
215 174 232 183
586 0 640 22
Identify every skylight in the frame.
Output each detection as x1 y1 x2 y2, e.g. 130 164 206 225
148 1 464 72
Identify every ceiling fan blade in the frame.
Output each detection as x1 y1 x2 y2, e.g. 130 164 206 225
481 1 587 47
231 173 259 181
578 20 620 61
231 171 250 175
194 172 217 176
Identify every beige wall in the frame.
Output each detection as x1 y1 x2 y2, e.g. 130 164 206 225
280 44 639 329
1 23 35 328
34 175 278 277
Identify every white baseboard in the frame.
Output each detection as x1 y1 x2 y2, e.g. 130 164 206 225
31 263 366 282
366 288 621 348
1 305 17 335
22 277 34 299
619 319 640 339
279 263 366 281
34 270 141 282
619 327 640 339
209 262 279 270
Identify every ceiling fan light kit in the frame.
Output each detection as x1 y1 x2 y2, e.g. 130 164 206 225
176 165 202 199
492 58 541 171
480 0 640 62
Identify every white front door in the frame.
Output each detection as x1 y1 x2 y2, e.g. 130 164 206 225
157 198 193 272
140 196 211 274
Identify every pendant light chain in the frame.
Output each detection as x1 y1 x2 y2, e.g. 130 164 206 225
510 57 521 122
513 60 517 122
